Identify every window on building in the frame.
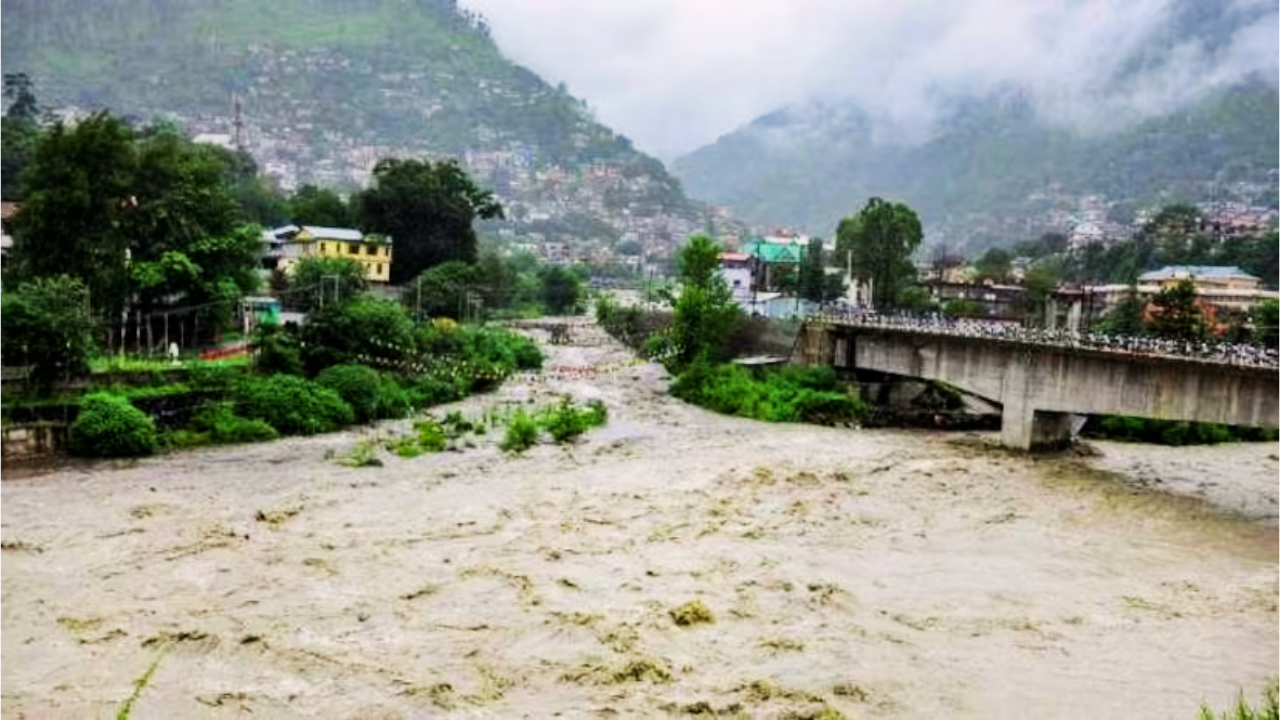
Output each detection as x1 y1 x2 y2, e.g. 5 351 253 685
349 243 358 255
376 264 383 275
366 245 375 255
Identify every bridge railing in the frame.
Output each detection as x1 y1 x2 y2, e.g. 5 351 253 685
805 311 1280 370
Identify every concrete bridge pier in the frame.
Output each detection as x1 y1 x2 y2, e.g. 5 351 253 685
1000 395 1078 452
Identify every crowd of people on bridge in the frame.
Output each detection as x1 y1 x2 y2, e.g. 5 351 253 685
808 307 1280 370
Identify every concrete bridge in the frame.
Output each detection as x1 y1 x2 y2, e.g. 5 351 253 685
796 321 1280 450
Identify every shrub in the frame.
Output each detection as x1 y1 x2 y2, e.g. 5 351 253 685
540 398 591 443
376 375 412 420
1198 680 1279 720
405 375 461 409
671 362 868 426
414 419 447 452
317 364 382 423
500 409 540 454
511 334 545 370
69 393 158 458
537 398 610 443
188 363 246 393
191 403 279 444
233 374 354 436
251 319 304 376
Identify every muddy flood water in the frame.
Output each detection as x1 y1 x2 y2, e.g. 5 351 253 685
3 323 1277 719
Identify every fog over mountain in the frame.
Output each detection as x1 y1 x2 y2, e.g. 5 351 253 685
464 0 1277 158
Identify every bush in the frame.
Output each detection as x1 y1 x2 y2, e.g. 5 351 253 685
233 374 354 436
188 363 246 393
404 374 461 409
1086 415 1260 446
376 375 412 420
191 402 278 444
671 362 868 426
500 409 540 454
538 397 610 443
317 364 382 423
69 393 158 458
414 419 447 452
510 334 545 370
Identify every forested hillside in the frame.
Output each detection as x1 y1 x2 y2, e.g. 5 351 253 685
674 78 1279 250
2 0 706 252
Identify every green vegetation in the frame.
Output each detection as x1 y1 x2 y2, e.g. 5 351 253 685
190 402 278 445
1083 415 1278 446
835 197 924 309
1 275 96 392
646 235 744 373
232 375 354 436
671 364 869 426
316 364 385 424
673 77 1278 252
69 393 158 458
499 409 540 454
359 158 504 284
1198 680 1279 720
537 398 608 443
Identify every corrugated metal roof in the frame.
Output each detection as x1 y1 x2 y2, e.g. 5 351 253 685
1139 265 1257 281
301 226 364 241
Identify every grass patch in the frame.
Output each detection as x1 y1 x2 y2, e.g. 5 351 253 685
1198 680 1279 720
499 409 540 454
760 637 805 653
669 599 715 627
611 657 673 683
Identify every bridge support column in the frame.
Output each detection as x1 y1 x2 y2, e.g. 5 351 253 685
1001 399 1076 451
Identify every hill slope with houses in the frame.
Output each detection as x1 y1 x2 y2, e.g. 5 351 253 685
2 0 736 267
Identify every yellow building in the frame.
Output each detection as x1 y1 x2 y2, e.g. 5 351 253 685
264 225 392 283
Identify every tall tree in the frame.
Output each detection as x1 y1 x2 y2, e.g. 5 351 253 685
798 237 827 303
1 73 42 200
538 265 583 316
357 158 503 284
664 235 742 371
1146 279 1207 341
835 197 923 309
9 112 264 336
1 275 96 391
974 247 1014 283
288 184 352 227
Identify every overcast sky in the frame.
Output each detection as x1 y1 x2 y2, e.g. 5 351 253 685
461 0 1278 161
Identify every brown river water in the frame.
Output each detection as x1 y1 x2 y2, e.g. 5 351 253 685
3 323 1277 719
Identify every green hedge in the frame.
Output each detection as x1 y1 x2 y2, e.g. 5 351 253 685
233 375 354 436
69 393 158 457
191 402 278 444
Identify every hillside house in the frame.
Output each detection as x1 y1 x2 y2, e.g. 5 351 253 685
263 225 393 283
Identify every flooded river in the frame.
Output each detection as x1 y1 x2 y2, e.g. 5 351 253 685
3 323 1276 718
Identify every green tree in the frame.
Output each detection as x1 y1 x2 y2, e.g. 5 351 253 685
974 247 1014 283
1019 265 1058 326
288 256 368 312
9 112 265 338
358 158 503 284
299 296 416 375
897 285 937 314
1146 279 1207 341
1098 283 1146 336
663 235 742 372
798 237 827 303
2 73 42 200
835 197 923 309
538 265 584 315
1252 298 1278 349
406 260 479 320
1 275 96 392
8 113 137 314
288 184 352 227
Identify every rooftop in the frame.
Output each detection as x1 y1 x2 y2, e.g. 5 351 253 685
1138 266 1257 282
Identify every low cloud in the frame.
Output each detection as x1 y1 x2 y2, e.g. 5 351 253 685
463 0 1278 159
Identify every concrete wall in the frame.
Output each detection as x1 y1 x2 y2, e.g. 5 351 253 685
799 324 1280 450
